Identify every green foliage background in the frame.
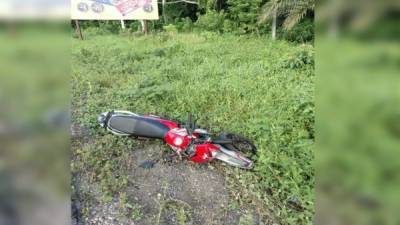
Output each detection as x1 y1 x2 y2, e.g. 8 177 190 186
75 0 314 43
317 37 400 225
72 33 314 224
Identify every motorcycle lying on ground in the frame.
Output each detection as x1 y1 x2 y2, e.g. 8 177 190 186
98 111 257 169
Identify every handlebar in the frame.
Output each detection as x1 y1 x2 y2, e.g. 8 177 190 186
211 139 233 144
185 112 195 135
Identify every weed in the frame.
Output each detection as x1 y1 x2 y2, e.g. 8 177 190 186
177 207 187 225
239 212 254 225
119 192 143 221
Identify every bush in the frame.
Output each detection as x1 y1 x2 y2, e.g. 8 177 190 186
281 18 314 43
126 21 142 32
179 17 194 32
163 24 178 34
225 0 263 34
98 21 121 34
222 19 236 33
80 21 126 37
282 44 314 69
83 26 112 36
195 10 225 33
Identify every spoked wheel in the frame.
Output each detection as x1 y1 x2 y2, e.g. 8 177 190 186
217 132 257 159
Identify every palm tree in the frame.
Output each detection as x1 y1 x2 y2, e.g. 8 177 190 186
258 0 315 40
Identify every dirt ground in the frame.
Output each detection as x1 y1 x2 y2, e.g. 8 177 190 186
72 141 265 225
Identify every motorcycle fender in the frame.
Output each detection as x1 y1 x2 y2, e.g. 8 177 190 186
211 145 253 169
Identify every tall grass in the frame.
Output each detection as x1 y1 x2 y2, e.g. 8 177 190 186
72 32 314 224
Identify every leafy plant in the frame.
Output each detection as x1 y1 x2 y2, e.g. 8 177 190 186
259 0 315 30
282 44 314 69
163 24 179 34
281 18 314 43
226 0 263 34
119 192 143 220
195 10 225 32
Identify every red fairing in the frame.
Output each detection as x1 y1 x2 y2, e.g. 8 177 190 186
164 128 191 150
145 115 189 150
144 115 222 164
190 143 220 163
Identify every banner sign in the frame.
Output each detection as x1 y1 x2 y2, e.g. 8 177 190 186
71 0 159 20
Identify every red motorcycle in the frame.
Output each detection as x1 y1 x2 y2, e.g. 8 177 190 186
98 111 256 169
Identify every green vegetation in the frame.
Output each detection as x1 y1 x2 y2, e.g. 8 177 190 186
119 192 143 220
77 0 314 43
317 37 400 224
259 0 314 30
72 32 314 224
154 181 192 225
239 212 255 225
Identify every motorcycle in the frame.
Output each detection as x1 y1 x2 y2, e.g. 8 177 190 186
98 110 257 169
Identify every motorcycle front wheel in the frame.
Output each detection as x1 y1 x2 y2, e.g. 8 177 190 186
216 132 257 159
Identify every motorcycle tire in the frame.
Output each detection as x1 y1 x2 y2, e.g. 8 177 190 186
217 132 257 157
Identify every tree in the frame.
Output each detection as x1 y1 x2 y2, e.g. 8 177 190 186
226 0 263 34
161 0 199 24
258 0 315 39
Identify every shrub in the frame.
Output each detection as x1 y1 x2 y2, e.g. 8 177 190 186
98 21 121 34
194 10 225 33
225 0 263 34
180 17 194 32
83 26 112 36
282 44 315 69
163 24 178 34
281 18 314 43
223 19 236 33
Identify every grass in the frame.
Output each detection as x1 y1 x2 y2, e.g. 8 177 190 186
317 37 400 224
71 32 314 224
154 181 192 225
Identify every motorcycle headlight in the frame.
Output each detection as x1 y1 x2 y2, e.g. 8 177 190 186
174 137 183 146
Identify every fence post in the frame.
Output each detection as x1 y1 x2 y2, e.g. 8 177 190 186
75 20 83 40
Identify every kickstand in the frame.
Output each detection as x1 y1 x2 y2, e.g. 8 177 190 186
165 152 177 159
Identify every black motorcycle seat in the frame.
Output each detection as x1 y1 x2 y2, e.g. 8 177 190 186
108 115 170 139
